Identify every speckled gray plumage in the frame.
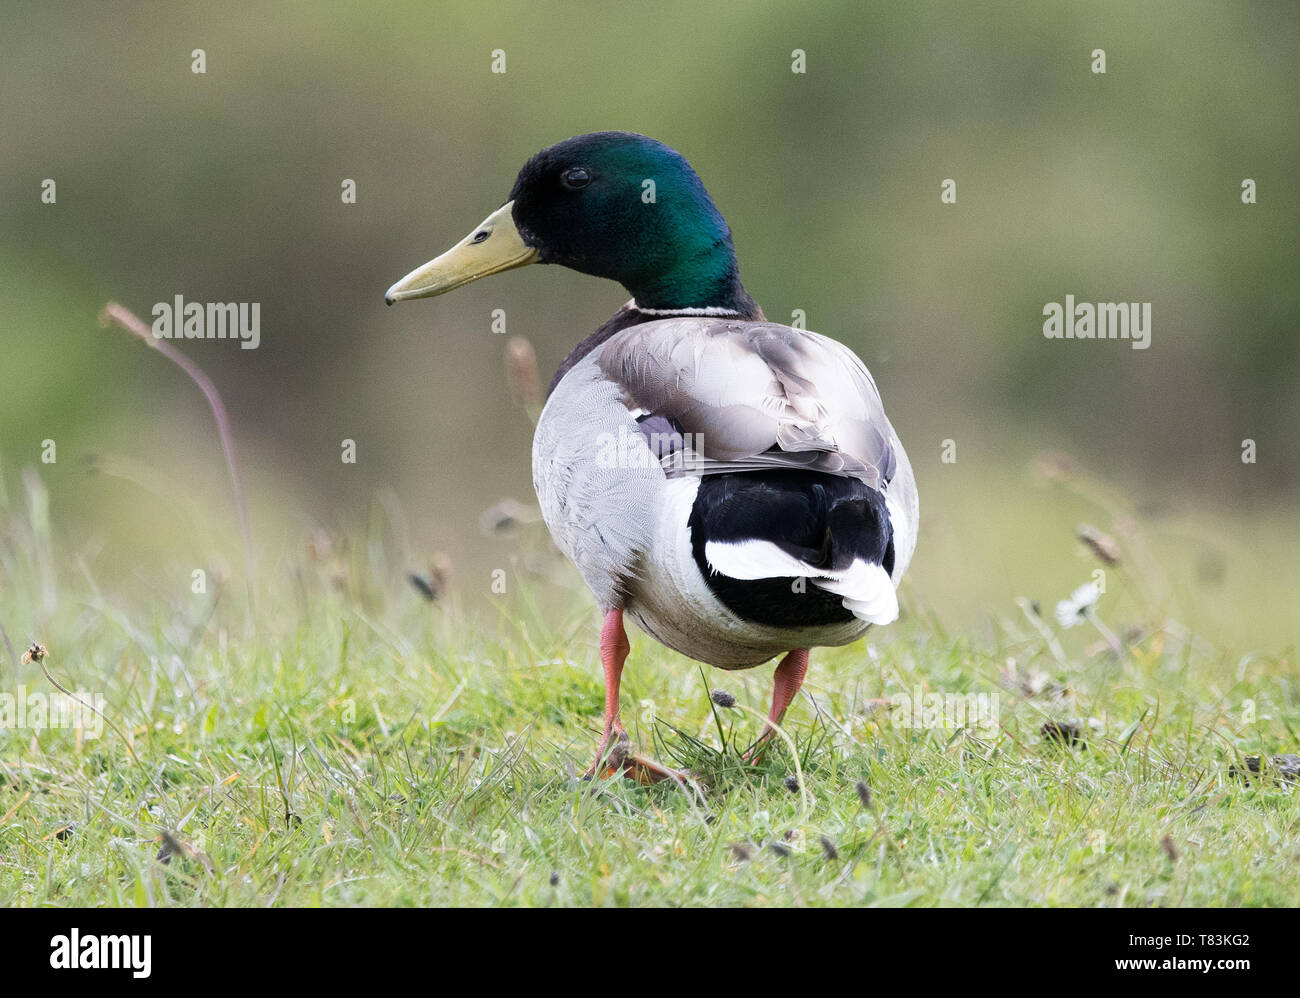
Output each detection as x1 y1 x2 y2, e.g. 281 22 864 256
533 316 918 662
600 319 897 484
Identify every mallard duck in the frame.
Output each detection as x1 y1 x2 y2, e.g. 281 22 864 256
387 132 917 782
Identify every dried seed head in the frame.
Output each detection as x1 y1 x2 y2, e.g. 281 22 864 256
157 830 187 865
408 573 437 600
304 529 333 563
1271 754 1300 782
1041 720 1085 747
729 843 753 862
768 841 792 858
709 689 737 708
855 779 872 809
1230 753 1300 786
1160 835 1179 863
22 642 48 665
783 775 800 793
1076 523 1121 566
1228 755 1263 783
100 301 159 350
1032 451 1077 484
820 835 839 861
430 553 453 594
549 871 560 887
409 553 453 601
505 336 541 410
479 498 533 535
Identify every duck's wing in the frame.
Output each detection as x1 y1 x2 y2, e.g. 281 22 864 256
598 318 898 488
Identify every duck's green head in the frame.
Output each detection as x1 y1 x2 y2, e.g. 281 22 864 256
386 131 758 315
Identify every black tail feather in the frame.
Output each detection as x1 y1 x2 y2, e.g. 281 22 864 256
688 471 894 627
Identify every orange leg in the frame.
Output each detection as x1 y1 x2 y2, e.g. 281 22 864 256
746 648 810 762
586 609 689 785
589 609 632 772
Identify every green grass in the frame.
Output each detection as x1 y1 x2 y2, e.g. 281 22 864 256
1 475 1297 908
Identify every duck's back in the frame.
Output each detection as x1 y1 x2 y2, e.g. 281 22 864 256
534 316 917 667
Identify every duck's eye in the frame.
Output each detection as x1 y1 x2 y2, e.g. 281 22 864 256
562 167 592 190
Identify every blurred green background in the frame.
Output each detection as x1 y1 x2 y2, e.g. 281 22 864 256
2 1 1296 647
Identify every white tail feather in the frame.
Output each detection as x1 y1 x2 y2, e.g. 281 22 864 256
815 561 898 624
703 541 899 625
704 539 823 580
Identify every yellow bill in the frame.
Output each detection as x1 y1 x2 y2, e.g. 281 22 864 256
385 201 539 304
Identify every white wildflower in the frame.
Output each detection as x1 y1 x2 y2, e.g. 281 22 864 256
1055 581 1102 628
